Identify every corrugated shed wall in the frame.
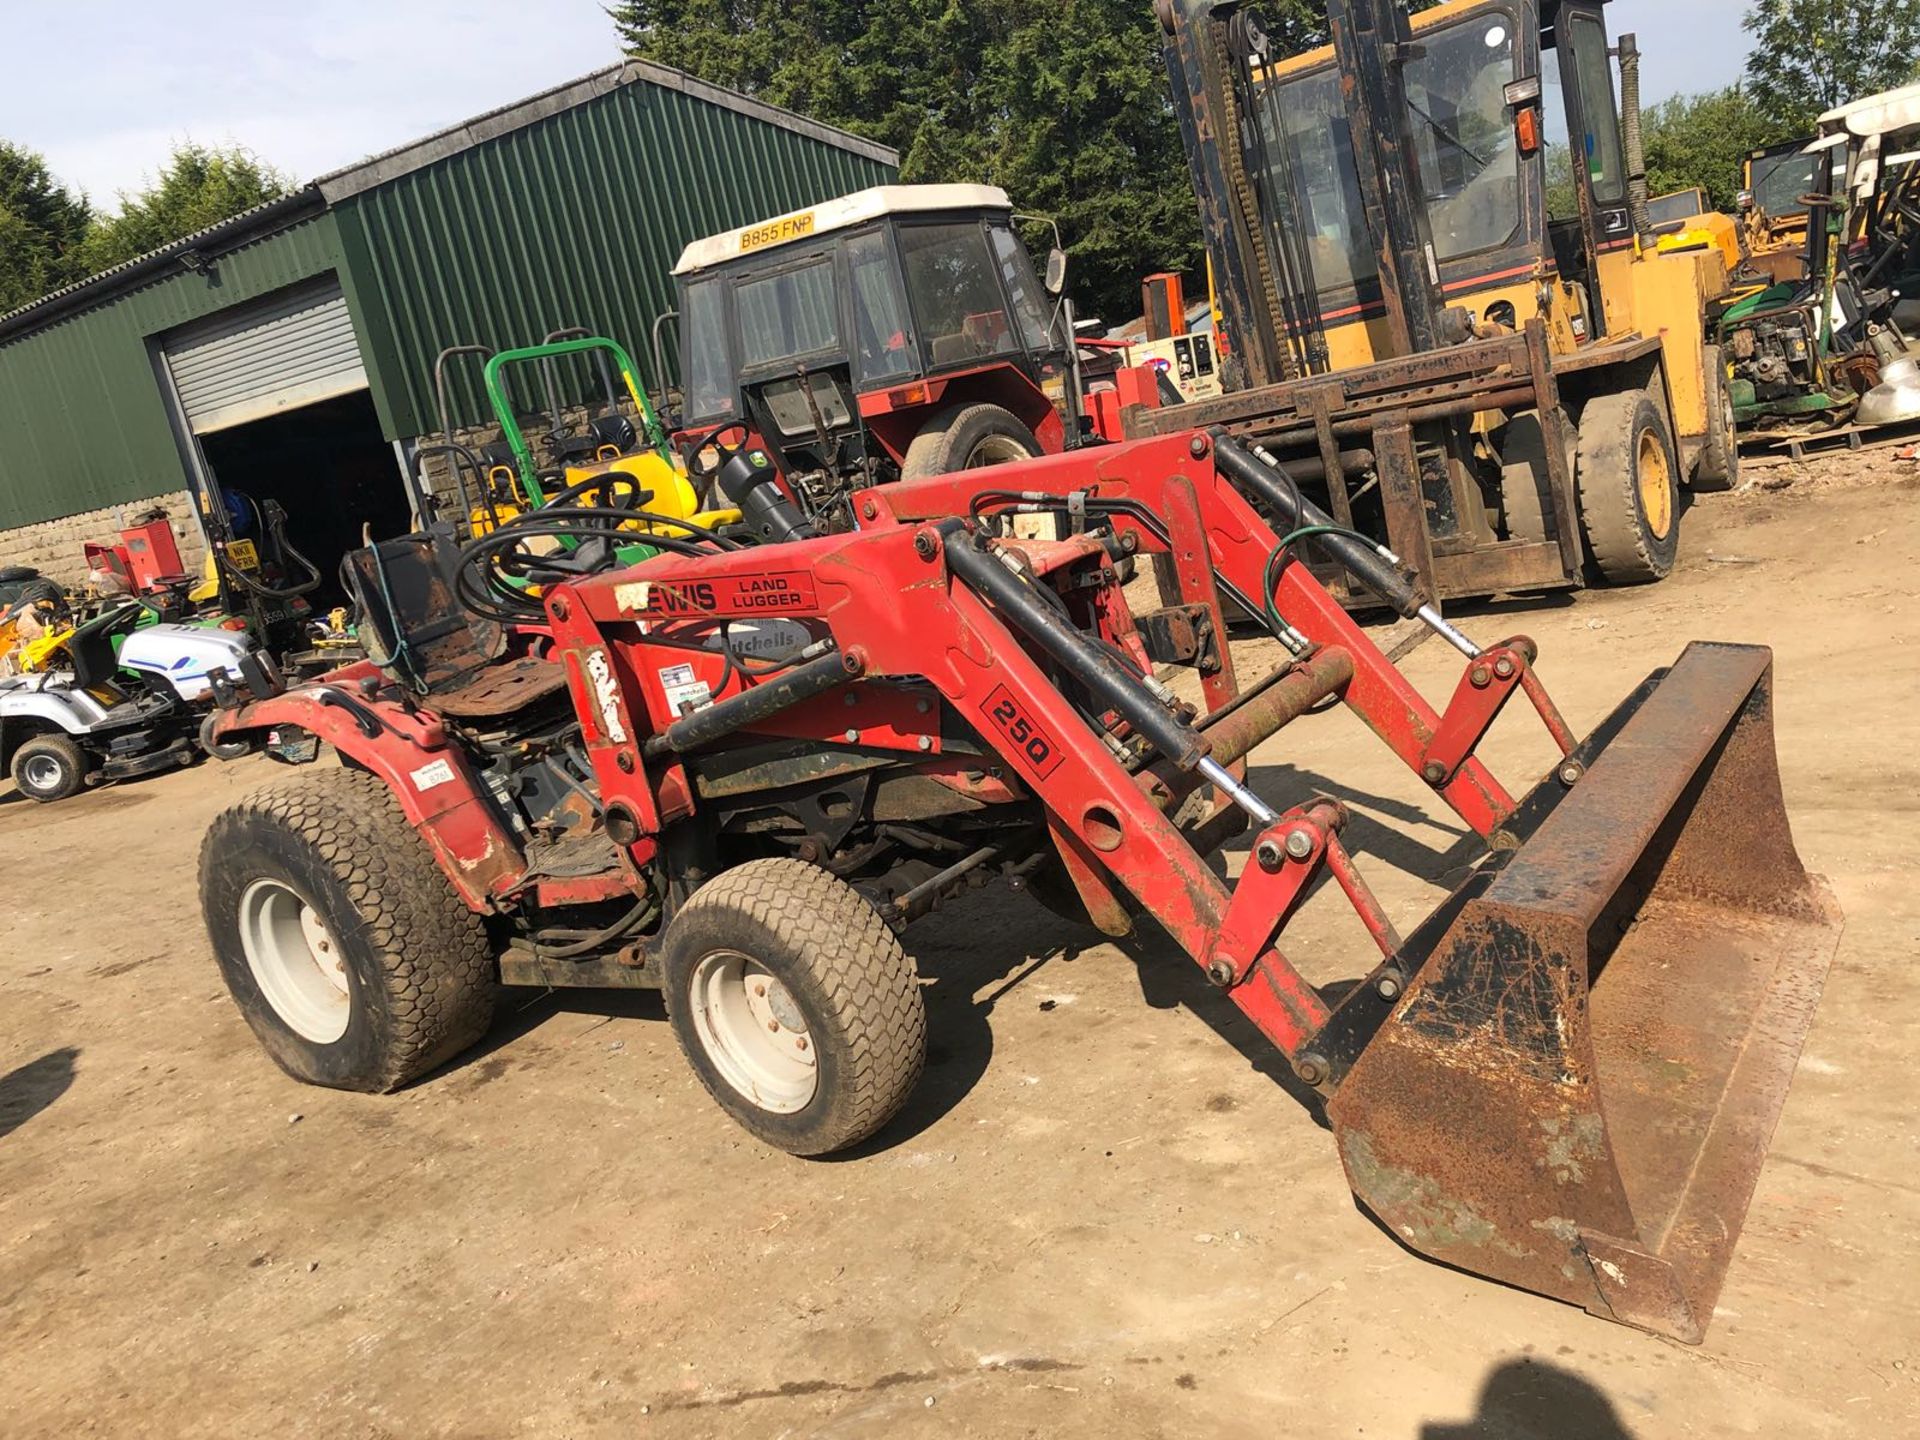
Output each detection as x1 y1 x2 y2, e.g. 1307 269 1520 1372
333 79 894 439
0 215 346 530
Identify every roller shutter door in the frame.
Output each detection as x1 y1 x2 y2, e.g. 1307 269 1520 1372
163 281 368 435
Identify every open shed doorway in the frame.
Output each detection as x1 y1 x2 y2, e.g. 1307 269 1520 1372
196 390 413 608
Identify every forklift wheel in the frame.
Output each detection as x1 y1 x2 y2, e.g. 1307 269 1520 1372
200 768 496 1092
1497 407 1577 550
662 859 926 1156
1691 345 1741 493
1575 389 1681 585
900 403 1042 480
10 734 89 803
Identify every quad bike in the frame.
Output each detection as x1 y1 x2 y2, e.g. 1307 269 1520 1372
197 426 1841 1343
0 600 274 802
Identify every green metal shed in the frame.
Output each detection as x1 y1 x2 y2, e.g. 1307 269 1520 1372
0 60 896 578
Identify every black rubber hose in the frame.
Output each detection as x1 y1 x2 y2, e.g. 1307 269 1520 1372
1210 429 1424 618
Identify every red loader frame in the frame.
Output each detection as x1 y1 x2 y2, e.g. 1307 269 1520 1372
208 427 1838 1344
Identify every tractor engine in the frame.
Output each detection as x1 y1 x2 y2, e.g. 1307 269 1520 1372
1726 306 1822 404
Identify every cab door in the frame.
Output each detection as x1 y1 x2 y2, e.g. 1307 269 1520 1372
1546 0 1632 335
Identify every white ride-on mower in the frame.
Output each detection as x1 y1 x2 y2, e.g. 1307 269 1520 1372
0 601 275 803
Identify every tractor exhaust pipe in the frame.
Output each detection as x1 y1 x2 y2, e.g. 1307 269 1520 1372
1618 33 1653 242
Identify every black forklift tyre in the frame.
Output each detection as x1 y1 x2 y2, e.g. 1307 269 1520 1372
1691 345 1740 492
1498 407 1578 550
10 733 89 802
661 858 926 1157
199 768 496 1092
900 403 1043 480
1575 389 1681 585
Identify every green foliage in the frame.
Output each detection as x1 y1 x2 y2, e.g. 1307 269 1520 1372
1742 0 1920 132
0 143 92 313
610 0 1202 321
1642 85 1794 211
75 142 293 275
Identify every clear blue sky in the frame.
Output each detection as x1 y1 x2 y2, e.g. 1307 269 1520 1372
0 0 1756 208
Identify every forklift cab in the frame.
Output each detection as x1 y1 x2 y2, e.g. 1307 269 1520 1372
1221 0 1643 372
672 186 1074 499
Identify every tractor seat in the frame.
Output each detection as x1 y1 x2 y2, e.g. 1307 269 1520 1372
427 654 570 720
65 603 147 691
589 414 637 453
343 528 505 696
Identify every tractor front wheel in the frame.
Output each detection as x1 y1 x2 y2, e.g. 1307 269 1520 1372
662 858 926 1156
900 403 1042 480
199 768 497 1091
1575 389 1681 585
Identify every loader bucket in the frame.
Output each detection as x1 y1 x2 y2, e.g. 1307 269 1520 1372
1324 642 1842 1342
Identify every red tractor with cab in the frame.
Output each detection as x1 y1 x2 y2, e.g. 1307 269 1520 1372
670 184 1134 517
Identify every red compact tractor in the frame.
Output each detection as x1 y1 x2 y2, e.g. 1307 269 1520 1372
198 425 1839 1343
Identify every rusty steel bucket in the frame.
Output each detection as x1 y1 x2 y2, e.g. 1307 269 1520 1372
1324 642 1842 1342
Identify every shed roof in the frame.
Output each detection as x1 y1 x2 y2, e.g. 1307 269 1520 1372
0 59 897 342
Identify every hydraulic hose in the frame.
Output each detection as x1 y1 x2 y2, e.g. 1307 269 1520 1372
1210 429 1425 617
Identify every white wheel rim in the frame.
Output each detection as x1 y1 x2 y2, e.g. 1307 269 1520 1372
688 949 817 1113
20 754 65 793
964 434 1033 468
238 879 352 1044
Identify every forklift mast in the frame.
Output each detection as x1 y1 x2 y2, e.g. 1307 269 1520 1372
1159 0 1636 380
1323 0 1450 356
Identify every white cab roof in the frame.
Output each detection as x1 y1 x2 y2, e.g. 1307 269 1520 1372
674 184 1012 275
1814 83 1920 141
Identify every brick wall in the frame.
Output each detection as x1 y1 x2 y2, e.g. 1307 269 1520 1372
0 494 206 587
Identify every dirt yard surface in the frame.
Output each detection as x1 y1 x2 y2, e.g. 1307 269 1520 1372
3 459 1916 1438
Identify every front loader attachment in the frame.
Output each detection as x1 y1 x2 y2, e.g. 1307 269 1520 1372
1324 642 1842 1342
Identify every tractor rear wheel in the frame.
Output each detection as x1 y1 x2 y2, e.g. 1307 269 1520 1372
900 403 1042 480
661 858 925 1156
199 768 496 1092
1691 344 1741 492
10 733 89 803
1575 389 1681 585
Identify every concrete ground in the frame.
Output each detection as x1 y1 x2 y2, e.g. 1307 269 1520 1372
2 453 1915 1438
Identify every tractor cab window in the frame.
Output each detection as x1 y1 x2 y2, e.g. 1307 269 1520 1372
845 230 916 385
1405 16 1522 257
680 277 735 422
898 222 1020 369
736 258 839 370
1539 50 1576 220
987 223 1055 352
1265 68 1374 294
1751 148 1821 217
1265 8 1520 300
1559 12 1620 205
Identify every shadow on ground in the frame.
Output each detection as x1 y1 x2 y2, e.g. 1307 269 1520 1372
0 1046 77 1141
1421 1358 1637 1439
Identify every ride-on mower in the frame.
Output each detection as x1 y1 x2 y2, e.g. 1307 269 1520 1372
198 425 1839 1343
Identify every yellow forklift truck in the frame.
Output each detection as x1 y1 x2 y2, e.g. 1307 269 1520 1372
1142 0 1740 610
